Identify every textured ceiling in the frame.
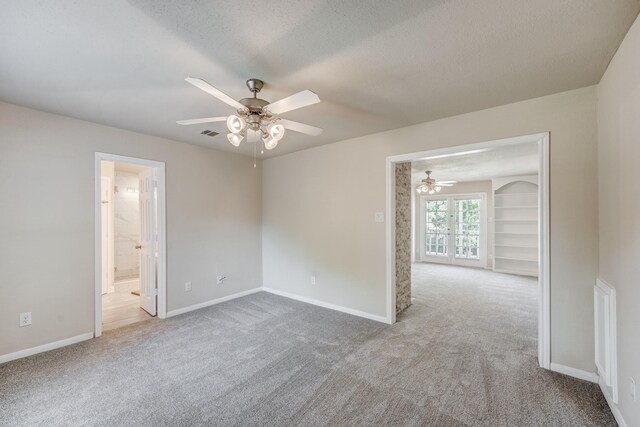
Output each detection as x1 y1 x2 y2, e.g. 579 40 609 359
411 142 539 184
1 1 638 158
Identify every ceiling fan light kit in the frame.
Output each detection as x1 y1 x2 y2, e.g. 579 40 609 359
177 77 322 152
227 132 243 147
418 185 441 195
416 171 456 194
226 114 246 134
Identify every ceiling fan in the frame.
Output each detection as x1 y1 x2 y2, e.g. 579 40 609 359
177 78 322 151
416 171 457 194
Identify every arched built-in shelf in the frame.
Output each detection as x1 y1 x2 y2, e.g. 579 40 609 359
492 176 539 277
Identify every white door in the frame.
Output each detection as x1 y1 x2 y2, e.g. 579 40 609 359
420 197 450 264
450 196 484 268
100 177 110 295
419 194 486 267
138 169 156 316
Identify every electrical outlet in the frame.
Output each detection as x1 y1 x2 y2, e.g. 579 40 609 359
19 312 32 327
216 275 226 285
631 377 636 401
311 275 317 285
184 282 192 292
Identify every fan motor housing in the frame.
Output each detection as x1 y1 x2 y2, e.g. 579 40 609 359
239 97 269 114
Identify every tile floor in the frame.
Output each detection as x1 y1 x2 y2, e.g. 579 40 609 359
102 279 153 331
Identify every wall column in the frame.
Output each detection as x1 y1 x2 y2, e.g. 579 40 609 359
395 162 412 314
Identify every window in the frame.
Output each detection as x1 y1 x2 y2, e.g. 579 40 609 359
419 193 486 267
454 199 480 259
425 199 448 257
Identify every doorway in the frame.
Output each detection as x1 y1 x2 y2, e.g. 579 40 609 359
386 133 550 369
94 153 167 337
418 194 487 268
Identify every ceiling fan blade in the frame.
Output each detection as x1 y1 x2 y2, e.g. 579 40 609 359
437 183 455 187
279 119 323 136
185 77 246 111
176 116 227 125
265 90 320 115
435 180 457 184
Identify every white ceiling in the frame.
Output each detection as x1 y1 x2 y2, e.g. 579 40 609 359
1 1 638 158
411 142 539 184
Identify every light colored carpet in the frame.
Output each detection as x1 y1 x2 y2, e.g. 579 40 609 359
0 264 614 426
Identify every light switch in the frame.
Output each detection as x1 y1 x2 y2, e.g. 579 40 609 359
374 212 385 223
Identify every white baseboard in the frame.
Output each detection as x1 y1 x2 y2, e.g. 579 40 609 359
549 362 599 383
262 287 391 324
166 287 262 318
0 332 94 365
599 377 628 427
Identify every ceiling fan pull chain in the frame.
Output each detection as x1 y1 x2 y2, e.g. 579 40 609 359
253 140 257 168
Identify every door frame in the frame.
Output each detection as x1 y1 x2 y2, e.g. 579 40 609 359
94 152 167 337
418 192 487 268
385 132 551 369
100 176 112 295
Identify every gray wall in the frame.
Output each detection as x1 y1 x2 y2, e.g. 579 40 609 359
0 101 262 357
597 14 640 427
263 86 598 372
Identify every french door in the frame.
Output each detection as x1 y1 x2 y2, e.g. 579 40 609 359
419 194 486 267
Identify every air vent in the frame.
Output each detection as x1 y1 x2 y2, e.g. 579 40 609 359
200 130 219 137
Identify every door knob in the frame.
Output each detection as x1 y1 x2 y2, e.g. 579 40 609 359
135 245 142 249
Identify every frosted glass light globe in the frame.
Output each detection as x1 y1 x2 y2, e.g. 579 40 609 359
227 132 243 147
268 123 286 141
226 115 246 134
263 136 279 150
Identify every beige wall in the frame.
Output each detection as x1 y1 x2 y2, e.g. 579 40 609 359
263 86 598 372
597 14 640 426
0 101 262 357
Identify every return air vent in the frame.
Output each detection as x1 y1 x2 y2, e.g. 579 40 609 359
200 130 219 137
595 278 618 403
